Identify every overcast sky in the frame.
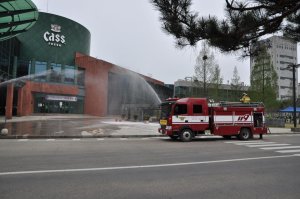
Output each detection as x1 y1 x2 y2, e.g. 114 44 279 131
31 0 291 85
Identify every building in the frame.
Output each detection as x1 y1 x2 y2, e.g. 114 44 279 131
174 78 249 101
250 36 298 100
0 0 38 41
0 12 173 119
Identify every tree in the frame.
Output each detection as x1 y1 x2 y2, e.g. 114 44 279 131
230 66 243 100
210 64 223 101
250 46 278 110
151 0 300 56
194 42 217 96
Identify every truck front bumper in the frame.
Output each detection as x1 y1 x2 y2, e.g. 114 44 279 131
158 126 174 136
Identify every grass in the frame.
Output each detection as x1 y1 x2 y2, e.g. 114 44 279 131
285 123 300 128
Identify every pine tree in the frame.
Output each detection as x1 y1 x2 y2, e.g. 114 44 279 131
151 0 300 56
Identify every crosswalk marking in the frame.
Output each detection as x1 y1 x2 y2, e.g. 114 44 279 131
276 149 300 153
261 146 300 150
233 142 276 145
225 140 300 155
225 141 265 144
246 144 290 148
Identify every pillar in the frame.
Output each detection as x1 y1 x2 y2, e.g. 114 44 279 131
17 87 23 116
5 83 14 119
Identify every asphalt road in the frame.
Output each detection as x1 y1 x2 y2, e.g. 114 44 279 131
0 135 300 199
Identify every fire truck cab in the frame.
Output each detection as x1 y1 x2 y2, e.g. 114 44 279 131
159 98 268 142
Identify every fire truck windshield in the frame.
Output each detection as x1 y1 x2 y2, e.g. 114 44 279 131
160 102 173 119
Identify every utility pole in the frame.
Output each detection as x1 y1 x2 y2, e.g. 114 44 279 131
288 64 300 129
262 57 265 103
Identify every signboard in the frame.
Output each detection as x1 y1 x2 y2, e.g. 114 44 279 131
43 24 66 47
45 95 77 102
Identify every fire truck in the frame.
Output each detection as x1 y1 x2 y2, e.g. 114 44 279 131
158 98 268 142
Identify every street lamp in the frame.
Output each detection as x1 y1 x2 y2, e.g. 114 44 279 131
287 63 300 129
203 55 208 96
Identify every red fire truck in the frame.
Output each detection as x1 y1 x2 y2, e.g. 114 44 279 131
158 98 268 142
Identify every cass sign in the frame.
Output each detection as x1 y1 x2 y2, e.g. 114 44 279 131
43 24 66 47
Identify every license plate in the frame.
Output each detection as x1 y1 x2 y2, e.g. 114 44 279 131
160 120 167 125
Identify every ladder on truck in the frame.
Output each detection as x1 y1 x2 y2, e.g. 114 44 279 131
218 101 264 107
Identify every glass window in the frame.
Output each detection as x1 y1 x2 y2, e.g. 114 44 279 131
17 60 31 78
174 104 187 115
77 68 85 86
50 63 62 83
64 65 75 84
193 105 202 114
34 61 47 82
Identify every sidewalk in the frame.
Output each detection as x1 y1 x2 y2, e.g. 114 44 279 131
0 115 299 138
0 114 161 138
0 114 102 123
268 127 293 134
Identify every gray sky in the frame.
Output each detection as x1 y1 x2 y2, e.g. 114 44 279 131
31 0 259 85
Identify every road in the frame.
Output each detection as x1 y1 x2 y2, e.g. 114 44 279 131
0 135 300 199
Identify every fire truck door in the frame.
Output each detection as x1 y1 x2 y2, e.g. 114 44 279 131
253 113 263 127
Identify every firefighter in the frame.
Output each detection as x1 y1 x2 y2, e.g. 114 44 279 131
240 93 251 103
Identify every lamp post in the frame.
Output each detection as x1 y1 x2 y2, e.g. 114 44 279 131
203 55 208 97
288 63 300 129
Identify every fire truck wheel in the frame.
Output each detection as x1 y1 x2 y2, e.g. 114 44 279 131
180 129 193 142
238 128 251 140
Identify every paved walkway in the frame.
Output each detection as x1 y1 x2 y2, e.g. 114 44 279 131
0 115 298 138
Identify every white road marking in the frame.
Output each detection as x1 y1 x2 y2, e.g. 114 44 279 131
286 134 300 136
0 154 297 176
72 139 81 141
97 138 104 141
247 144 290 148
46 139 55 141
233 142 276 145
120 138 128 140
261 146 300 150
276 149 300 153
224 141 266 144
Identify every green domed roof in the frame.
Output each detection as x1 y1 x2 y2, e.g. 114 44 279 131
0 0 39 41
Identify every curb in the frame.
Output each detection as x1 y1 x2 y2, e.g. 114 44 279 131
0 134 167 139
1 133 300 139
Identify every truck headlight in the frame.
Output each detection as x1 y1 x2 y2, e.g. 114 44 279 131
166 126 172 130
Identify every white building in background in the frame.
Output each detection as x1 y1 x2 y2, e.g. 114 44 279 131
250 36 298 100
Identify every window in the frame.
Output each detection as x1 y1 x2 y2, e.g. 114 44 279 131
193 104 202 114
64 65 75 84
34 61 47 82
77 68 85 86
174 104 187 115
50 63 62 83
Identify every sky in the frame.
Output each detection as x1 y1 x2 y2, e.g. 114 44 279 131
30 0 298 85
